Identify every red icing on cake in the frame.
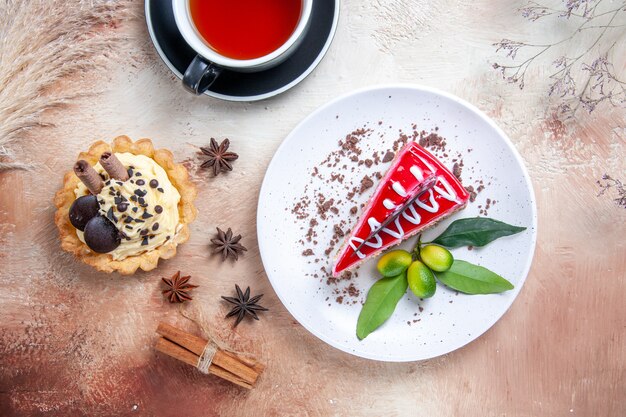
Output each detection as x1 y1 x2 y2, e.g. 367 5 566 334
332 142 470 276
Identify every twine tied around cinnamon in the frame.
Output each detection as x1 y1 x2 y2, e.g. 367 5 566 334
196 341 217 374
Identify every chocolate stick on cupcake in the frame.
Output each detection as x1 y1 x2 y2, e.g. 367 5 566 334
100 151 130 181
73 160 104 194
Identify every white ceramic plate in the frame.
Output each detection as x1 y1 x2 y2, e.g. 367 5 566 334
257 85 537 361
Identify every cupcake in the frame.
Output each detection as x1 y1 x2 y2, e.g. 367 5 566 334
54 136 197 274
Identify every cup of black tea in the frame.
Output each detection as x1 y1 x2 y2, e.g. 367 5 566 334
173 0 313 95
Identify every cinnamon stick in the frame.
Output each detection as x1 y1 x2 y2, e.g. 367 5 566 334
221 350 266 375
100 152 129 181
156 322 260 385
155 338 253 389
74 160 104 194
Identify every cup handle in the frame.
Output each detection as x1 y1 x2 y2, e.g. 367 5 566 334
182 55 222 95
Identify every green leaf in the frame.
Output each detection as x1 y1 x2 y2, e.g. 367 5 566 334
435 260 514 294
431 217 526 248
356 273 408 340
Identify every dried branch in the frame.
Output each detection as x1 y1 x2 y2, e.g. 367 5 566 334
597 174 626 208
492 0 626 118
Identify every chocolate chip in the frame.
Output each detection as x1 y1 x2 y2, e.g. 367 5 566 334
134 218 145 223
130 195 137 202
141 236 149 246
149 179 159 188
135 172 142 176
105 180 111 186
117 203 129 212
154 205 163 214
124 216 134 223
152 222 159 231
138 197 145 205
106 207 117 223
134 189 147 197
142 212 153 219
132 207 138 213
140 229 149 236
157 187 164 193
127 168 134 177
125 225 133 230
99 173 106 181
136 179 145 186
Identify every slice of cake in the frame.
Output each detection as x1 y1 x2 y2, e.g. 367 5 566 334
332 142 470 276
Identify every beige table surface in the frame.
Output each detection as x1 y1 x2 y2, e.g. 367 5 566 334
1 1 624 416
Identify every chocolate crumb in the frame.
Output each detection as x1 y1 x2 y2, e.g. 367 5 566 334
465 185 477 202
360 175 374 193
453 162 462 179
347 283 360 297
382 151 394 163
302 249 314 256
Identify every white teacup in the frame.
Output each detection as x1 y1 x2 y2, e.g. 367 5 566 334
172 0 313 95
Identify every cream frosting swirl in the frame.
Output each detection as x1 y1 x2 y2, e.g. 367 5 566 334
74 152 181 260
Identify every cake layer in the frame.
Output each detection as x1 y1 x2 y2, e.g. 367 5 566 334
332 142 470 276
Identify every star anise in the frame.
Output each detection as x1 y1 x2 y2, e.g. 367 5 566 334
221 285 268 326
161 271 198 303
200 138 239 176
211 227 247 261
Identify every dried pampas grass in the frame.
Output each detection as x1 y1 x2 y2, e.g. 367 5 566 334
0 0 130 171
